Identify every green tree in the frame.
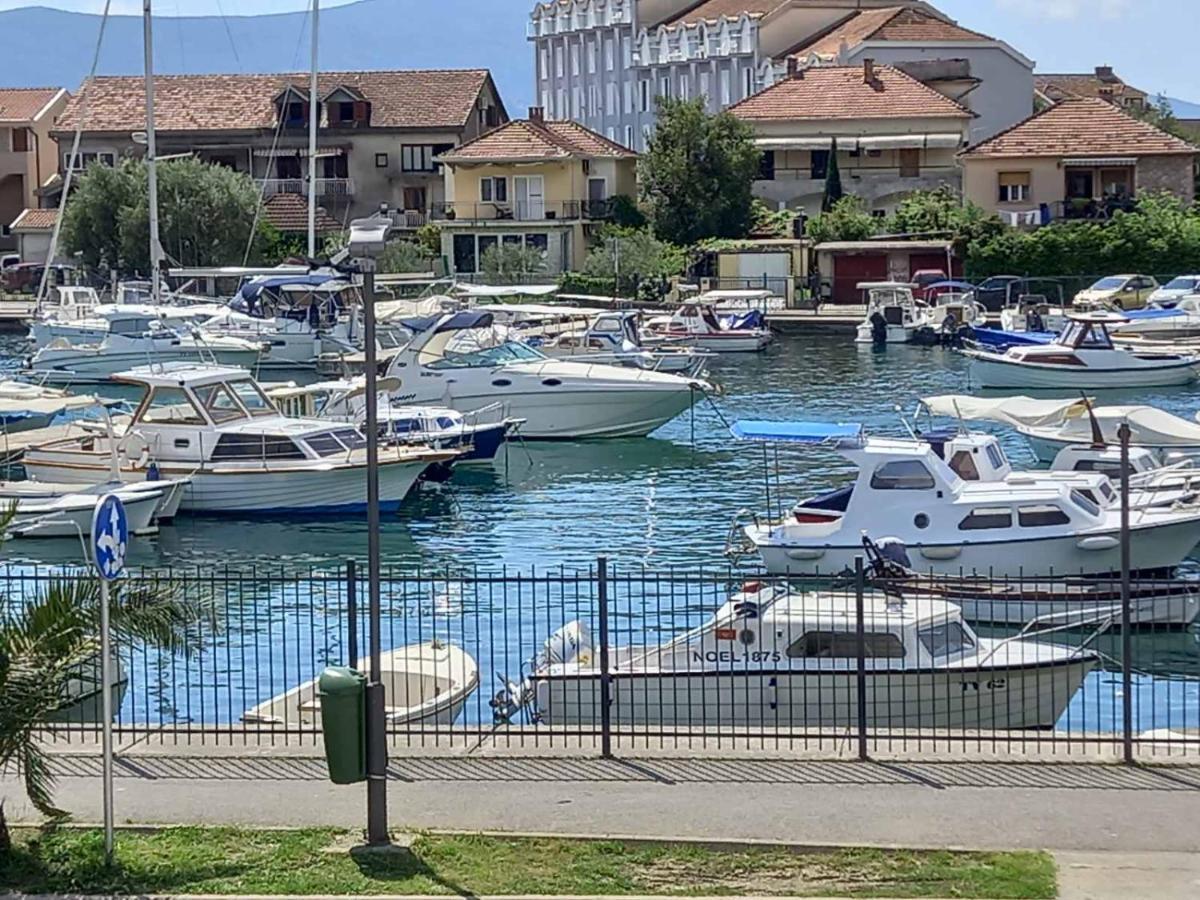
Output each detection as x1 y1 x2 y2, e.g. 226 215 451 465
750 199 795 239
376 239 434 275
61 157 274 276
821 139 844 212
805 196 878 244
0 551 214 843
886 186 1006 256
581 225 685 281
639 97 761 244
480 242 546 281
415 223 442 258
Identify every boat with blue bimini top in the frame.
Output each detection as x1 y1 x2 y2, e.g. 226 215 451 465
724 418 1200 579
21 363 455 514
491 582 1098 730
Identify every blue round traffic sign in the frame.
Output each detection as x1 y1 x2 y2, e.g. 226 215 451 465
91 493 128 581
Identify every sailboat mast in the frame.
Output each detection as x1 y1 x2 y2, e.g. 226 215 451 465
143 0 161 303
307 0 319 258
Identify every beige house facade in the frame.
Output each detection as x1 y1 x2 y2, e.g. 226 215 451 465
436 111 636 275
961 97 1197 225
0 87 68 254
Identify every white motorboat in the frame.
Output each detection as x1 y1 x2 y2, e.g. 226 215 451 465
494 585 1096 730
923 292 987 333
998 290 1072 334
528 309 711 375
0 380 103 432
26 314 269 384
243 641 478 727
963 312 1200 388
643 301 773 353
384 311 708 439
4 486 162 538
0 476 188 523
22 363 455 514
727 419 1200 578
30 300 226 348
267 377 518 464
854 282 928 344
1110 294 1200 339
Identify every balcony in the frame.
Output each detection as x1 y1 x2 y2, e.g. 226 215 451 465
431 199 614 223
256 177 355 199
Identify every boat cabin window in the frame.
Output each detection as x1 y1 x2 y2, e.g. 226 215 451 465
918 621 975 657
1017 504 1071 527
1061 321 1114 350
228 379 277 417
304 433 345 457
948 450 980 481
1070 488 1102 517
192 382 247 424
701 306 721 329
211 434 307 461
870 460 935 490
333 428 366 450
434 416 458 430
786 631 906 659
985 443 1006 471
1071 459 1131 481
958 507 1013 530
138 387 208 425
592 317 621 333
426 340 546 369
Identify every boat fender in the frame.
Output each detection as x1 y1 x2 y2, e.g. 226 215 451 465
1077 535 1120 551
919 545 962 561
786 548 826 561
539 620 593 667
146 461 160 482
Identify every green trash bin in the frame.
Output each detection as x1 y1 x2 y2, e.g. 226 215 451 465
317 666 367 784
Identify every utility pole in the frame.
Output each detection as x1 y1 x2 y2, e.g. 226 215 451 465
307 0 319 258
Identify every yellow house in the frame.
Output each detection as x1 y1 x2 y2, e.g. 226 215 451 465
961 97 1198 224
435 109 636 275
1 87 69 255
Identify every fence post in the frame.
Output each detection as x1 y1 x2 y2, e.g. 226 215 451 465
1119 424 1134 765
854 555 869 761
597 556 613 759
346 559 358 671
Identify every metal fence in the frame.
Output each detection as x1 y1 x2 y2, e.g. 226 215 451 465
7 560 1198 759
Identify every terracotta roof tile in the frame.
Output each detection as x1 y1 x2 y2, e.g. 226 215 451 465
439 118 635 162
0 87 65 123
1035 73 1147 103
792 7 990 59
56 70 495 134
663 0 780 27
262 194 342 234
729 65 971 121
962 97 1197 158
9 208 58 232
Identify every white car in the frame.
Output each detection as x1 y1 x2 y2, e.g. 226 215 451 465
1147 274 1200 308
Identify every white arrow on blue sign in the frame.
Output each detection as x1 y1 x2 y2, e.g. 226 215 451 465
91 493 128 581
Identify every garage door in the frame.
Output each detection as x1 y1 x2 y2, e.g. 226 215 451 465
737 252 790 280
832 254 888 304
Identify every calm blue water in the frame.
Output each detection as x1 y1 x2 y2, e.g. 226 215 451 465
3 331 1199 735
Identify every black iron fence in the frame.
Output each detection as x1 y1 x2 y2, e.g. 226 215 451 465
6 560 1198 759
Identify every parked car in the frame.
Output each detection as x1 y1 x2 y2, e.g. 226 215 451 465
1 262 75 295
1146 274 1200 308
0 253 20 272
969 275 1024 312
910 269 949 301
1073 274 1159 309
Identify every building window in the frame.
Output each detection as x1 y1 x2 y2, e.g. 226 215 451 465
572 88 582 117
605 36 614 70
607 126 616 141
541 90 552 113
321 155 349 179
742 66 753 99
758 150 775 181
659 75 671 100
624 125 634 149
375 152 388 168
554 45 563 77
478 234 498 264
540 48 549 80
480 176 508 203
63 150 115 171
720 69 731 105
556 89 567 117
679 73 690 100
699 71 710 102
570 43 580 75
899 148 921 178
591 85 602 115
11 128 29 153
401 145 436 172
402 186 426 210
623 82 633 114
623 37 632 66
525 233 548 257
452 234 477 273
639 79 650 112
606 83 617 116
810 149 829 180
587 39 597 74
998 171 1031 202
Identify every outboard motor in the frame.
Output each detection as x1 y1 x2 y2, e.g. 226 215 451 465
1025 309 1045 332
939 311 959 346
876 536 913 569
869 311 888 346
538 620 593 667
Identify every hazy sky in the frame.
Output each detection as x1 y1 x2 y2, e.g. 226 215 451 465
1 0 1193 99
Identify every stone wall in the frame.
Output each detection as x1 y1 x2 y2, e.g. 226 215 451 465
1136 155 1196 201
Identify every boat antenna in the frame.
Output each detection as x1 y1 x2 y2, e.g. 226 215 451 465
895 403 918 440
1080 391 1105 448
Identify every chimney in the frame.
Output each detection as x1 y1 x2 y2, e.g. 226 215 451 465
862 58 876 84
529 106 544 123
786 57 798 78
1095 65 1115 83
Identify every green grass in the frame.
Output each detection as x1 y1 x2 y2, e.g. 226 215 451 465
0 827 1056 898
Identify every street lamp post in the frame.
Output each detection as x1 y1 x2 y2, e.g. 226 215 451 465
347 210 392 845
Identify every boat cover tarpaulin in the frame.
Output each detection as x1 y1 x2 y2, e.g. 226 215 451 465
237 274 337 302
400 310 495 334
730 420 863 444
453 284 559 298
1124 307 1184 320
1055 405 1200 445
920 395 1090 427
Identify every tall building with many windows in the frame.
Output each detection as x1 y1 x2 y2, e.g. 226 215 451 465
529 1 1033 151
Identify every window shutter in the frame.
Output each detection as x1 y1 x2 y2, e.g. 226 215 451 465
353 101 369 124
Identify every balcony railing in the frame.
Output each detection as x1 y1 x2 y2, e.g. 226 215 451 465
257 177 355 198
431 199 614 223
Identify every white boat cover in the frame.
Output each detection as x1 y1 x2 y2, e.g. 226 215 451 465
1054 405 1200 445
452 283 559 298
0 381 100 416
375 295 458 322
920 394 1091 427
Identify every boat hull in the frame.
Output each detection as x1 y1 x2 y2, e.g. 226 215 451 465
534 658 1093 729
854 324 918 344
7 488 161 538
1022 429 1200 464
750 516 1200 579
967 353 1199 388
954 591 1200 627
28 346 265 383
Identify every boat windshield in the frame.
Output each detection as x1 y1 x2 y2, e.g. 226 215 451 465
192 382 249 424
1060 321 1114 349
228 379 278 417
918 621 975 657
427 340 546 369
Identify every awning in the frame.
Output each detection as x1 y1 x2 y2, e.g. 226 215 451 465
252 147 346 158
730 419 864 444
1062 157 1137 167
924 133 966 148
755 137 857 151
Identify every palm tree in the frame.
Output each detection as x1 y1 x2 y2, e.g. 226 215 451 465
0 508 215 846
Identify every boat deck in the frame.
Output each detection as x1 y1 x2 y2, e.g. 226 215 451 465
0 416 131 464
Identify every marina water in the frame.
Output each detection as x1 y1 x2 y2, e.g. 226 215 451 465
3 332 1197 735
